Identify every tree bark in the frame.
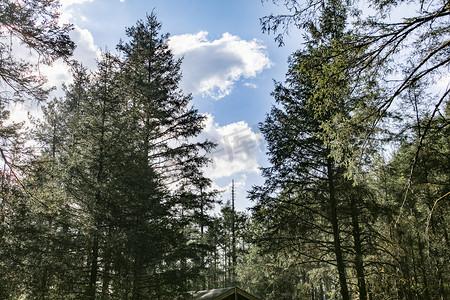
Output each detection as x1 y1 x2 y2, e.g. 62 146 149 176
327 157 350 300
101 248 111 300
350 197 368 300
88 235 99 299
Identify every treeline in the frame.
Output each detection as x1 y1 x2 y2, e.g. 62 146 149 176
1 0 449 299
234 0 449 299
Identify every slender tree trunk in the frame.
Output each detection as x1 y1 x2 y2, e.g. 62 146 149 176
437 263 448 300
132 219 143 300
200 187 206 290
399 253 413 300
350 197 368 300
231 180 237 284
319 282 324 299
40 268 49 299
327 157 350 300
223 244 227 286
417 240 430 300
101 248 111 300
89 96 107 299
132 255 142 299
88 235 99 299
214 245 218 287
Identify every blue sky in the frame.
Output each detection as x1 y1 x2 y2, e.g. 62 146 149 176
37 0 303 211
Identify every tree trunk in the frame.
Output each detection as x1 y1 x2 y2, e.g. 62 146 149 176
231 180 237 284
437 263 448 300
132 219 143 300
350 197 368 300
327 157 350 300
88 235 99 299
101 248 111 300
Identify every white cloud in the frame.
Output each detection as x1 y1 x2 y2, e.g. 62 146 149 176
169 32 272 100
70 26 101 66
59 0 101 67
244 82 258 89
59 0 94 23
59 0 94 8
200 114 262 179
60 0 101 69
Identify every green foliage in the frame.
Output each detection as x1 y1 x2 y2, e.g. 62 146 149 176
248 1 449 299
1 11 219 299
261 0 449 177
0 0 74 104
1 6 75 296
1 1 448 299
195 199 251 291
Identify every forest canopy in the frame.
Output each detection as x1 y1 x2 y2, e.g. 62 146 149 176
0 0 448 299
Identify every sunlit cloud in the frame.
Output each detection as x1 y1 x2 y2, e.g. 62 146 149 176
59 0 94 23
244 82 258 89
199 114 262 179
59 0 94 5
169 32 272 100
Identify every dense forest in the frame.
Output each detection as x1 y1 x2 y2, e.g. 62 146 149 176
0 0 448 299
